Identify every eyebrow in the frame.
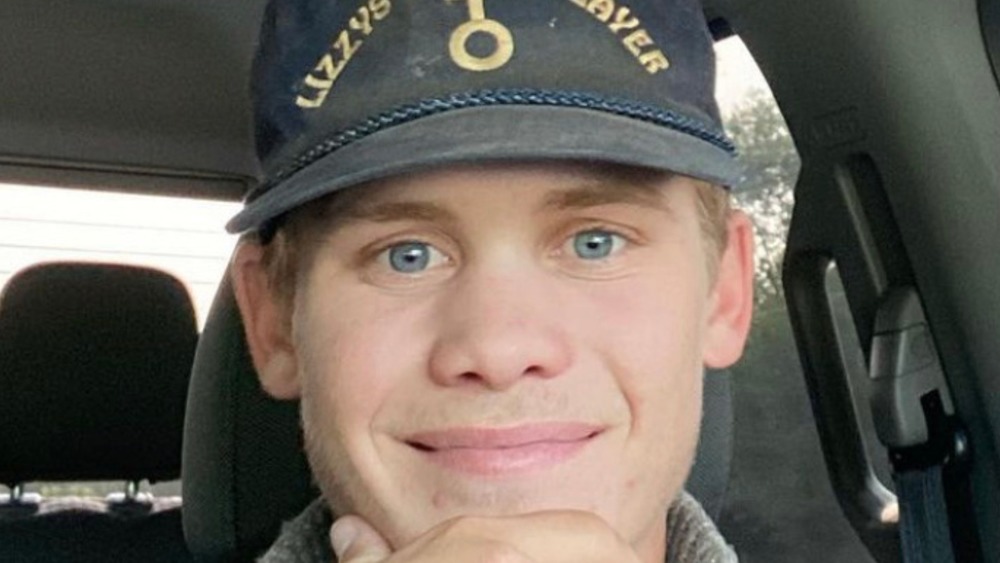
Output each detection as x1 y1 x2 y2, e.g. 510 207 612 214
312 169 675 228
540 180 673 214
336 200 457 225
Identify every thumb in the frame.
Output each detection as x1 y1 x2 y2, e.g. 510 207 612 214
330 515 392 563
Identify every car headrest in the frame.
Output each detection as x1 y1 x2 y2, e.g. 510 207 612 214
182 269 732 561
182 272 316 561
0 262 197 486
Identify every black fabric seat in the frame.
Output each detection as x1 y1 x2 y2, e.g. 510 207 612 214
182 270 733 561
0 498 189 562
0 262 198 562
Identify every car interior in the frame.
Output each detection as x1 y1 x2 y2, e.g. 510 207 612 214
0 263 196 560
1 0 998 561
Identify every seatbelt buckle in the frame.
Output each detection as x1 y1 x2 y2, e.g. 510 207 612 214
868 287 965 472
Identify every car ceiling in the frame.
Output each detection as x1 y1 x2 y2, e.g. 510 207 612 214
0 0 267 199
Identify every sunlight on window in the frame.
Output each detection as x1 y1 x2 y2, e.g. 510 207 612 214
715 36 772 118
0 184 241 328
715 36 800 310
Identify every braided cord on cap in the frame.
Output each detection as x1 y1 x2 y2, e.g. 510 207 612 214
253 88 735 201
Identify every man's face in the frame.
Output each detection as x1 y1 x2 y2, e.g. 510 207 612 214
236 162 753 558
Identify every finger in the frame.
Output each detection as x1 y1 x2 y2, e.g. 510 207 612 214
485 511 641 563
330 515 393 563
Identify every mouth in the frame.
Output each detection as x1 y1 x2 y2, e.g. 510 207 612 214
404 422 604 476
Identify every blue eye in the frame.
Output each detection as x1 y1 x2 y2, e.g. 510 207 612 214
387 242 434 273
572 229 623 260
382 241 451 274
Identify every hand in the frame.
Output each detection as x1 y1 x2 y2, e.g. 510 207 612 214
330 511 643 563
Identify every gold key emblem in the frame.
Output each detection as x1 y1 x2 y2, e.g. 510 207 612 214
448 0 514 71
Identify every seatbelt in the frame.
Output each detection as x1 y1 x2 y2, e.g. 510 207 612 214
868 288 981 563
896 466 954 563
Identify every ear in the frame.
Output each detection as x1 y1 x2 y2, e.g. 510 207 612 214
231 241 301 399
703 210 755 369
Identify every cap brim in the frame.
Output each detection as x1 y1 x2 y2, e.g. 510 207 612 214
227 105 741 233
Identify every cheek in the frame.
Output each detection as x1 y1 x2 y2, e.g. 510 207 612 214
571 260 707 498
591 279 704 434
293 274 443 522
579 259 709 384
293 275 437 444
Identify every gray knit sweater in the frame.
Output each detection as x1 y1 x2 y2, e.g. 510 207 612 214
259 492 737 563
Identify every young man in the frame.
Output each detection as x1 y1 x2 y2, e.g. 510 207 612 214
228 1 755 561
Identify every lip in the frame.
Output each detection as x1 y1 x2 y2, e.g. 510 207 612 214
404 422 603 476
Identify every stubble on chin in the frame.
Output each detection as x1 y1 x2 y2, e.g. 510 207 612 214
301 392 368 519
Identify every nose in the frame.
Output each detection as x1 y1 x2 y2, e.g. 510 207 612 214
427 268 573 391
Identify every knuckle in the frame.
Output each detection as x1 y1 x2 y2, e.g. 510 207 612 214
563 511 628 552
441 515 504 538
479 542 531 563
566 510 609 533
433 517 531 563
438 515 484 537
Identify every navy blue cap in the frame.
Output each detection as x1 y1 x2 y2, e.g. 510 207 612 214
228 0 740 234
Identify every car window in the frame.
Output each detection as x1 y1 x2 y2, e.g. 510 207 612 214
0 184 240 499
0 184 240 327
713 36 882 562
